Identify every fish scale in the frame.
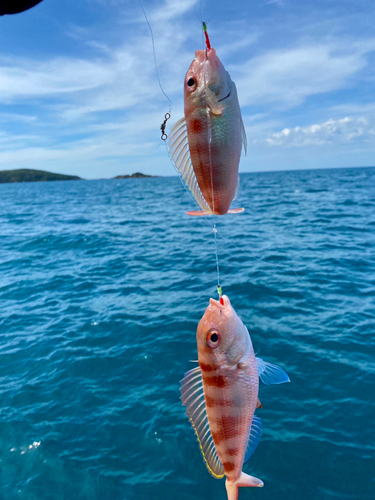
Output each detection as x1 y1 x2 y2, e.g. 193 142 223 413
201 355 259 481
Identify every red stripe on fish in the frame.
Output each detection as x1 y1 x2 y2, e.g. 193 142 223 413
204 395 217 407
222 462 235 472
199 361 216 372
205 395 234 408
211 429 225 445
202 374 230 388
191 119 203 134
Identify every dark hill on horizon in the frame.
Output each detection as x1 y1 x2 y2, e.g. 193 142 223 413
114 172 159 179
0 169 82 183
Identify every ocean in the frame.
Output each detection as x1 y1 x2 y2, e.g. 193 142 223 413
0 166 374 500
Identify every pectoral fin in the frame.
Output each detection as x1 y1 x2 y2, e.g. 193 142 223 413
256 357 290 385
168 118 211 214
180 367 224 479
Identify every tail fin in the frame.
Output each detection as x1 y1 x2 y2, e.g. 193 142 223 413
186 210 212 216
227 208 245 214
186 208 245 216
225 472 263 500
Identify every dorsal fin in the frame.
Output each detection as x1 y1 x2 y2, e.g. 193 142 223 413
168 118 212 214
180 367 224 479
244 415 262 462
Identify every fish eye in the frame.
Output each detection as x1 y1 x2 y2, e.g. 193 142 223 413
186 76 197 91
205 329 220 349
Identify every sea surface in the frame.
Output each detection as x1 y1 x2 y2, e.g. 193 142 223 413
0 167 374 500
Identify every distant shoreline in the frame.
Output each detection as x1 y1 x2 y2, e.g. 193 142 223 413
113 173 160 179
1 165 373 185
0 169 81 184
0 169 160 184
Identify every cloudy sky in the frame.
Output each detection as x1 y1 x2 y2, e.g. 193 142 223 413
1 0 375 178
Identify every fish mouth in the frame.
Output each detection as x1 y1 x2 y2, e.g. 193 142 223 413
209 295 230 309
218 90 231 102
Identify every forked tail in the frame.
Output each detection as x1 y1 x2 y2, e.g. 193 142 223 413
225 472 263 500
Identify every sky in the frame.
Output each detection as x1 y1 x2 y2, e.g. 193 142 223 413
1 0 375 178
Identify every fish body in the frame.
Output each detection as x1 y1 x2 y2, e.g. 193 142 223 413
168 48 247 216
180 295 290 500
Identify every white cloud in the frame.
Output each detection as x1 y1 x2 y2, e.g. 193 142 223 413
148 0 199 22
2 0 375 176
265 116 375 147
0 113 37 123
235 40 375 108
0 57 114 101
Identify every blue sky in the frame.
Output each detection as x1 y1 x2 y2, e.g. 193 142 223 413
1 0 375 178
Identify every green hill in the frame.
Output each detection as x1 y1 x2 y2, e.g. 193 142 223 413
0 169 82 183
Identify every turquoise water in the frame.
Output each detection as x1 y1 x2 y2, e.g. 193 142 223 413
0 167 374 500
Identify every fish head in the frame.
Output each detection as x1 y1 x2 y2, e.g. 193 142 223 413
197 295 251 366
184 48 233 115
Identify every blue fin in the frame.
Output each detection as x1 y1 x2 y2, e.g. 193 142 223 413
244 416 262 462
256 357 290 385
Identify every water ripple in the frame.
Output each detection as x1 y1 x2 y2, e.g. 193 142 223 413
0 168 374 499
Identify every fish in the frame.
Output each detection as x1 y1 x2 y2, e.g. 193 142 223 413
168 37 247 216
180 295 290 500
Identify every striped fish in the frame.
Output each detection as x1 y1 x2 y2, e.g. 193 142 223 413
168 44 247 216
180 295 290 500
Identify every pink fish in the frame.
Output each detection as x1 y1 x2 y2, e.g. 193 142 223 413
168 34 247 216
180 295 289 500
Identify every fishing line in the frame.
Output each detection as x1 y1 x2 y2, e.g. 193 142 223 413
201 20 222 300
162 9 334 321
164 2 363 339
203 215 325 311
139 0 172 114
205 218 372 337
167 164 325 311
200 0 205 27
203 216 367 337
167 145 365 337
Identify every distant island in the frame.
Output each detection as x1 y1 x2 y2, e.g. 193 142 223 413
0 169 159 184
114 172 159 179
0 169 81 183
